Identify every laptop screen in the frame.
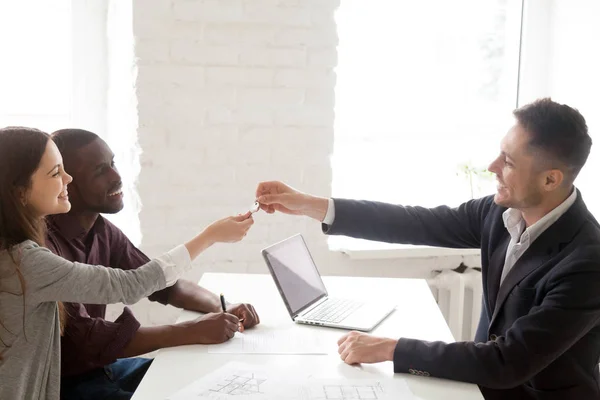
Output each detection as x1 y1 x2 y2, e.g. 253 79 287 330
262 235 327 316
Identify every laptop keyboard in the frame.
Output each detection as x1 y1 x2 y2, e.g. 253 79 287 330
303 298 364 324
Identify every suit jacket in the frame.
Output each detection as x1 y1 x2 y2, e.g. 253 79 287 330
324 191 600 400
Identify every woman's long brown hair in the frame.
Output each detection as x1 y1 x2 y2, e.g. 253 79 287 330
0 127 67 355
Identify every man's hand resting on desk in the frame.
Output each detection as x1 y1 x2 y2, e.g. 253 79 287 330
227 303 260 332
337 331 397 365
255 181 329 222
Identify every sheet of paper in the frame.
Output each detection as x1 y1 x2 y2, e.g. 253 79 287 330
167 362 281 400
301 378 414 400
167 362 415 400
207 326 330 354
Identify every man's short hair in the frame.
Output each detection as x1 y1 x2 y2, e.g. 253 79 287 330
51 128 100 165
514 98 592 183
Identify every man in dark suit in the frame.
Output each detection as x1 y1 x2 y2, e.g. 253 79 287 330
255 98 600 399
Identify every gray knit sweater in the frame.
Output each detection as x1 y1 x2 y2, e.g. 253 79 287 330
0 240 187 400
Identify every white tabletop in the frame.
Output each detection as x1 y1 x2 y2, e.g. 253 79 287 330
132 273 483 400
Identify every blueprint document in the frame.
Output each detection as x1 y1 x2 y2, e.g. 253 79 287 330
167 362 415 400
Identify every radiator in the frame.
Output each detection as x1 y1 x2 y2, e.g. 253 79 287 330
427 268 483 342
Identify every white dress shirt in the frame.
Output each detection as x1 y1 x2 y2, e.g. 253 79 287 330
499 188 577 285
323 198 336 225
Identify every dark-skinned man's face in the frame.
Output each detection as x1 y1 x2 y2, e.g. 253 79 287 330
65 138 124 214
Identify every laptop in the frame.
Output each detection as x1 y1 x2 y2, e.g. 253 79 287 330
261 234 395 332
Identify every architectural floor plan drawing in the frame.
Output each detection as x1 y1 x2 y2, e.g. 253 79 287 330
307 382 384 400
167 363 273 400
167 362 414 400
207 372 266 396
321 384 380 399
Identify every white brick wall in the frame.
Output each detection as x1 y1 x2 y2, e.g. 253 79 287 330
117 0 477 326
134 0 339 266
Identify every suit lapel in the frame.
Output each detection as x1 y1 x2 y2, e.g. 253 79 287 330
489 189 589 327
487 234 510 314
490 239 552 325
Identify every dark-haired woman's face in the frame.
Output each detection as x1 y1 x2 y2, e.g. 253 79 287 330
25 140 73 217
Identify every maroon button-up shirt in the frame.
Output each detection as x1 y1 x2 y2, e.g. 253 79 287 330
46 213 172 377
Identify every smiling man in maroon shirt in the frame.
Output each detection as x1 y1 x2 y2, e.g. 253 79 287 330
46 128 260 400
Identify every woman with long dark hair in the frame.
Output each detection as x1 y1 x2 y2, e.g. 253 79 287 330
0 127 254 399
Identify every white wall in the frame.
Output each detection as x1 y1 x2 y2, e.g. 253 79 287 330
115 0 477 326
520 0 600 218
549 0 600 219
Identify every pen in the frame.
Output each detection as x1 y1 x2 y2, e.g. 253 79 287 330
220 293 227 312
220 293 245 324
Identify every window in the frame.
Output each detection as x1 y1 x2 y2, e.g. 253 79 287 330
529 0 600 223
331 0 520 251
0 1 141 245
0 0 73 131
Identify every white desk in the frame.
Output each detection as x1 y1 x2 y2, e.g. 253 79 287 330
132 273 483 400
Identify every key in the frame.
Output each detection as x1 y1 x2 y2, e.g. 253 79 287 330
249 201 260 214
